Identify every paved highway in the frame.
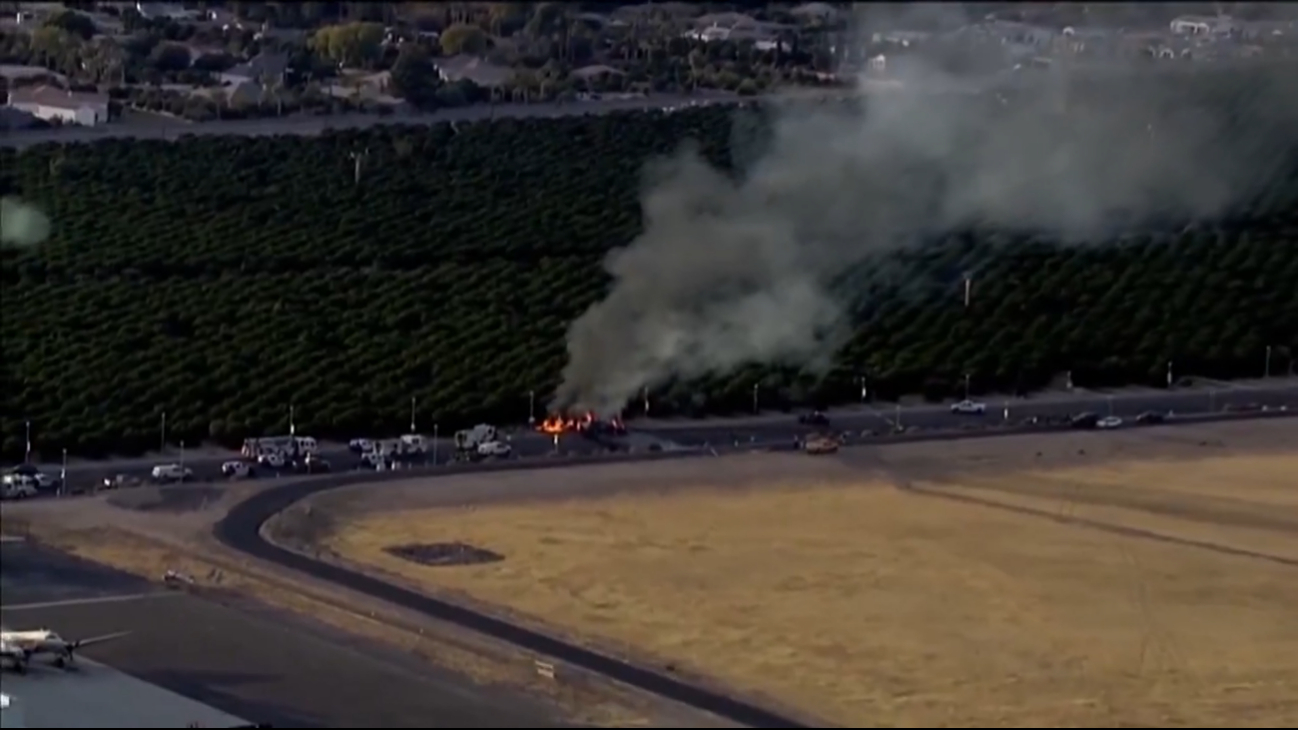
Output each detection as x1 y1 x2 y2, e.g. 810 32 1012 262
14 382 1298 495
639 383 1298 445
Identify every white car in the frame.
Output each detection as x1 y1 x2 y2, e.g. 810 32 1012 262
150 463 193 483
1 474 39 500
348 438 374 454
950 400 987 415
9 464 56 489
1097 416 1124 429
221 460 253 479
477 440 512 457
257 451 287 469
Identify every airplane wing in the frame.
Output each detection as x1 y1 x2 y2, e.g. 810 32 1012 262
70 631 132 650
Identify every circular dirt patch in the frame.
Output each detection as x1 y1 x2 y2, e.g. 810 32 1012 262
385 542 504 567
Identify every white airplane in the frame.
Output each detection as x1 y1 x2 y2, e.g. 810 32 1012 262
0 627 130 673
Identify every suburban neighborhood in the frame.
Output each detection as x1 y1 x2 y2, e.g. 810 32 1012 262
2 2 1295 135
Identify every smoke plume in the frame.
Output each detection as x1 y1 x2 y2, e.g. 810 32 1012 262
555 5 1298 415
1 197 51 247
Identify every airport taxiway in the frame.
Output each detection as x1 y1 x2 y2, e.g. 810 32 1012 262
1 541 566 728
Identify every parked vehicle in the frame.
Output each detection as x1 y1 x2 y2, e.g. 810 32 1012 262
950 400 987 415
477 440 512 458
1 474 38 500
150 463 193 483
100 473 139 490
221 460 254 479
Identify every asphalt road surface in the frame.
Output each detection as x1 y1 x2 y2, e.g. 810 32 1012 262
0 91 740 149
638 383 1298 445
0 541 566 728
22 382 1296 494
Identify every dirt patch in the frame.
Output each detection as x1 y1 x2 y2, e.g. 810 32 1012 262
314 419 1298 728
107 485 226 513
386 542 505 567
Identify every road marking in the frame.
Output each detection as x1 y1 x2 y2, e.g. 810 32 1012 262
0 535 25 543
1 592 178 611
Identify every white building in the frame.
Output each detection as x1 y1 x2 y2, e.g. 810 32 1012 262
1169 15 1234 35
6 85 109 126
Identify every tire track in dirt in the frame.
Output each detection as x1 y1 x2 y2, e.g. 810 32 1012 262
938 476 1298 536
892 482 1298 568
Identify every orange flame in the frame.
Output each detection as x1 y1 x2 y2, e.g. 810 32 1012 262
536 412 625 435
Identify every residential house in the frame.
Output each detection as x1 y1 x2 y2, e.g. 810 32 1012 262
6 85 110 126
434 55 514 88
0 65 68 86
134 2 197 21
1169 15 1234 36
219 51 289 86
570 65 625 81
686 13 792 51
790 3 839 23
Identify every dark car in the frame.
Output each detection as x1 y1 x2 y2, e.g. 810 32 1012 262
1070 412 1100 429
1135 411 1166 424
798 411 830 426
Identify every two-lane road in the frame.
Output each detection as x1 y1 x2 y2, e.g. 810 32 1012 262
0 91 740 149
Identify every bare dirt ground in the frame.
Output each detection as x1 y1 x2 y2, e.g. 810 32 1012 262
0 483 720 728
309 419 1298 728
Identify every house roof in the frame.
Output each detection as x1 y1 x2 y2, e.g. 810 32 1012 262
571 64 624 78
223 51 289 81
791 3 838 18
435 55 513 87
7 85 109 110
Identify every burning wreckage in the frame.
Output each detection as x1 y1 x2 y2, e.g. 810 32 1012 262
536 411 628 448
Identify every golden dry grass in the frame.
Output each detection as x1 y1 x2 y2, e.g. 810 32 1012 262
325 451 1298 728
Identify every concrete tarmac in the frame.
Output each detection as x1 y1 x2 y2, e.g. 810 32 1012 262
0 542 566 728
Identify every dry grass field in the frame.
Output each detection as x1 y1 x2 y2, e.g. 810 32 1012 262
314 420 1298 728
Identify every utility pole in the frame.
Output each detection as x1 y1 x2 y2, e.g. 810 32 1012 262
349 148 369 186
752 383 760 414
432 423 439 465
160 410 167 452
409 396 417 434
24 420 31 463
1264 345 1272 378
60 448 67 494
1166 360 1174 388
289 403 296 437
528 390 536 424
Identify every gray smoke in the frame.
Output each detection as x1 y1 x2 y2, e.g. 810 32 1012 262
1 197 52 247
556 5 1298 415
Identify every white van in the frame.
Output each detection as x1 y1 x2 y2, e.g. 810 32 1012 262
150 463 193 483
